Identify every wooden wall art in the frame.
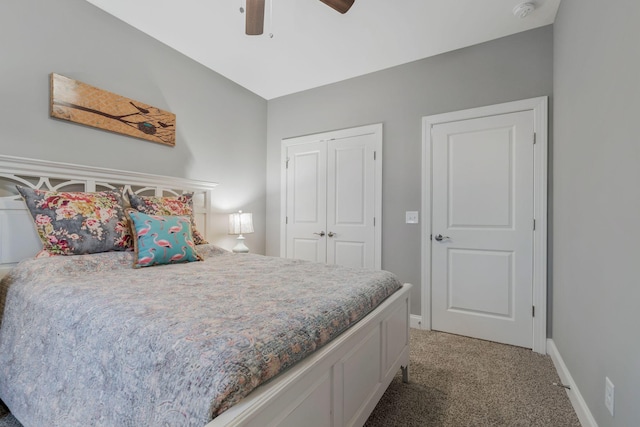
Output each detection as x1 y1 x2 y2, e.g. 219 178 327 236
50 73 176 147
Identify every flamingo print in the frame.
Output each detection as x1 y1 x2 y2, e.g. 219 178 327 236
168 218 188 244
137 248 157 266
148 215 167 229
137 219 153 246
151 233 172 258
169 246 188 263
182 232 195 250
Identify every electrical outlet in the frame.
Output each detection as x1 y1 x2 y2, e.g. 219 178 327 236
406 211 419 224
605 377 615 416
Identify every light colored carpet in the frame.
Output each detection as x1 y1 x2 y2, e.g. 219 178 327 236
0 329 580 427
365 329 581 427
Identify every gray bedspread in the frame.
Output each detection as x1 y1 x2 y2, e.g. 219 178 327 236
0 245 401 427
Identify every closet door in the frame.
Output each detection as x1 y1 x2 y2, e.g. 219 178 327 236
285 141 327 263
282 124 382 269
326 136 376 269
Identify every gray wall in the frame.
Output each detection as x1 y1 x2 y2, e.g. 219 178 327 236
6 1 638 423
266 26 553 315
553 1 640 426
0 0 268 254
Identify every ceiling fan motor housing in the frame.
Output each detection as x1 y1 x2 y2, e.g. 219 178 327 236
246 0 265 35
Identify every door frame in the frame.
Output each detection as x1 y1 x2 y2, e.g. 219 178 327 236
280 123 383 269
421 97 548 353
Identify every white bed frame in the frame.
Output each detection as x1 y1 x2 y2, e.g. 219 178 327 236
0 155 411 427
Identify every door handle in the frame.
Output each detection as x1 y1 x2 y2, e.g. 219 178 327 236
327 232 335 238
434 234 449 241
313 231 326 237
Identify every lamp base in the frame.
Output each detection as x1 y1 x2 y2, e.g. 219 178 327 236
232 235 249 253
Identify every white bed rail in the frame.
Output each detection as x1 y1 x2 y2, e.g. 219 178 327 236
209 283 412 427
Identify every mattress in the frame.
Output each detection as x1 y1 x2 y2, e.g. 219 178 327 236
0 245 401 426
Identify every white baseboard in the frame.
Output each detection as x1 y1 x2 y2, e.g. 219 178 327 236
410 314 424 330
547 339 598 427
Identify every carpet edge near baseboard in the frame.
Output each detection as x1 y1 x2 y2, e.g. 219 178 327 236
547 338 598 427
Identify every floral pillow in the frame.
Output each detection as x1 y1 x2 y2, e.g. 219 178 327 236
125 209 202 268
126 191 208 245
16 186 132 257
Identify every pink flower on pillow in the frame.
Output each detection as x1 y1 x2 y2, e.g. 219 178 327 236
115 222 128 233
85 218 100 230
97 207 115 220
56 205 78 220
159 199 185 215
35 214 51 226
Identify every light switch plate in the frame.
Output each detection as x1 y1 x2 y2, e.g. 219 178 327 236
605 376 614 416
406 211 419 224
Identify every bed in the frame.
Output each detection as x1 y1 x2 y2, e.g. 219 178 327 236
0 155 411 427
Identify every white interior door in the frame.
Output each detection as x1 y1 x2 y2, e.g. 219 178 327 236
285 141 327 263
326 137 377 269
283 124 382 269
431 110 535 348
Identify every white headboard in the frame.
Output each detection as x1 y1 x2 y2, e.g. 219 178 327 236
0 155 218 277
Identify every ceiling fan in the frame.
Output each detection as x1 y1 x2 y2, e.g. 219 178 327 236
245 0 355 35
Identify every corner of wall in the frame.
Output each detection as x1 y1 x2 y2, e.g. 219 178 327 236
546 339 598 427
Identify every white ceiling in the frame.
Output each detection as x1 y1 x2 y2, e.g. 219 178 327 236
85 0 561 100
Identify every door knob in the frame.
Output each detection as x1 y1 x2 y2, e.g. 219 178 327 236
327 232 335 238
434 234 449 241
313 231 326 237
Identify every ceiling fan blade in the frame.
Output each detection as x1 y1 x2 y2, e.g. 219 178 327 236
319 0 355 14
246 0 265 35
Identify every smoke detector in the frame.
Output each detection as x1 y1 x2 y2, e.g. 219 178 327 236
513 2 536 18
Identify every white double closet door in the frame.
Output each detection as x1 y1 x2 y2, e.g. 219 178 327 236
281 124 382 270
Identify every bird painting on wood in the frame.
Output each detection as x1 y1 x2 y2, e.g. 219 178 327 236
49 73 176 146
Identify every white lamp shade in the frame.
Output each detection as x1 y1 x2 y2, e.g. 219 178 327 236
228 211 254 235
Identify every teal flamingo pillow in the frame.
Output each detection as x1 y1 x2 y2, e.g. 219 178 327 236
126 209 202 268
126 191 208 245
